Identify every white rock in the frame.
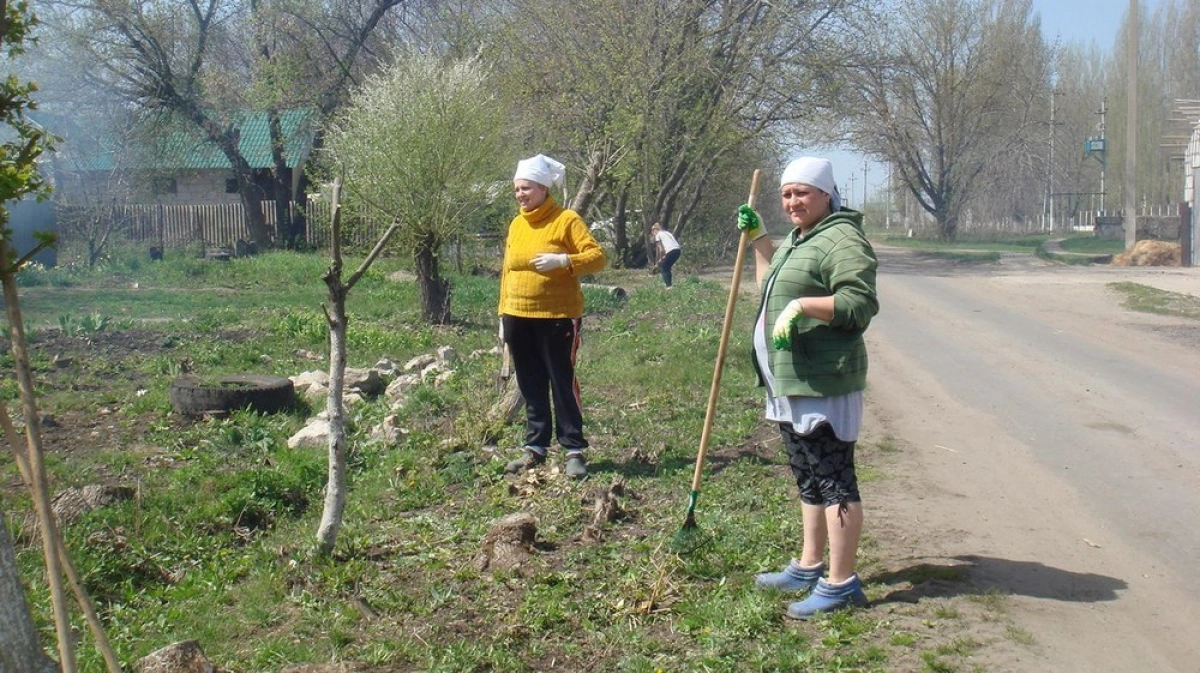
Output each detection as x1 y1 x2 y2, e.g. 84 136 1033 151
288 420 331 449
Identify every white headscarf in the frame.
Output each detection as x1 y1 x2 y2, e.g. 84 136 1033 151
780 157 841 211
513 154 566 189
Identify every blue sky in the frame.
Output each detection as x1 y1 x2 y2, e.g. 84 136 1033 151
1036 0 1148 50
819 0 1161 207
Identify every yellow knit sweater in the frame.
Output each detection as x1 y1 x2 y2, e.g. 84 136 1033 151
498 196 607 318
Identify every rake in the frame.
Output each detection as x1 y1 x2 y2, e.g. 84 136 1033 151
672 168 762 552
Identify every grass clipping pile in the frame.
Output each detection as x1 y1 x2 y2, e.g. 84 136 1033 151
1111 240 1181 266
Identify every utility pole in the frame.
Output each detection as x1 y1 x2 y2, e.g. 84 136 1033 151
1099 98 1107 206
1085 99 1108 216
1047 86 1062 232
863 161 868 209
1124 0 1139 250
885 162 892 229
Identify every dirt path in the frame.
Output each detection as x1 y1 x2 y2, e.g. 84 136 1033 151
862 246 1200 671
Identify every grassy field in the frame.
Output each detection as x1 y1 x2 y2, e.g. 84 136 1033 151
3 245 1006 672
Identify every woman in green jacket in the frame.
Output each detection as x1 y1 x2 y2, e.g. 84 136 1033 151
736 156 879 619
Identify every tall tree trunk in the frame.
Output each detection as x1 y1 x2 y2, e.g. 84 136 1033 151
233 159 274 248
315 297 348 554
614 187 631 268
0 513 58 673
267 109 305 249
414 234 450 324
316 186 350 554
570 148 607 216
313 184 401 554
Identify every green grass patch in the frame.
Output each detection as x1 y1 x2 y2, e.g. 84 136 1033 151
876 233 1048 253
1110 282 1200 321
1059 236 1125 254
917 250 1001 264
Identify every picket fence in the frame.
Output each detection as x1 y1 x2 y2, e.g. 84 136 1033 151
56 200 392 251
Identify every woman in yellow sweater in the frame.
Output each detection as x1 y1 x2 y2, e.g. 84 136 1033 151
499 154 607 479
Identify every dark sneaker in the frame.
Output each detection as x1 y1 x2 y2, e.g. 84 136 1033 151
564 452 588 479
785 574 868 620
755 560 823 592
505 447 546 474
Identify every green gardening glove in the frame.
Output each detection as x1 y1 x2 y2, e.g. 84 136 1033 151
736 204 766 241
771 299 804 350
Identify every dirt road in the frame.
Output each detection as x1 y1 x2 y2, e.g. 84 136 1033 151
863 246 1200 672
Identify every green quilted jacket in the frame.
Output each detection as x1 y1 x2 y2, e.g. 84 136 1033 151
752 208 879 397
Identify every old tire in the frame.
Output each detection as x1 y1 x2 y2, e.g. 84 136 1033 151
169 375 297 417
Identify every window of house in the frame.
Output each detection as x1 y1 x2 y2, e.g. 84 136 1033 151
225 176 238 193
153 177 178 195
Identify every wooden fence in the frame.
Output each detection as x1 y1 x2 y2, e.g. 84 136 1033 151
55 200 393 251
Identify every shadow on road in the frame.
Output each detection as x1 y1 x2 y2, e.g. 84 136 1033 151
871 554 1126 605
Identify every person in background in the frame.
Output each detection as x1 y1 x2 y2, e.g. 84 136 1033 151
499 154 607 479
649 222 682 288
736 156 879 619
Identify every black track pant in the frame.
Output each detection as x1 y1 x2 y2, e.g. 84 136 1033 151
502 315 588 451
659 248 681 287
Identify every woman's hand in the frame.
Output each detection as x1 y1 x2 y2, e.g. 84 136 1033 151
771 299 804 349
532 253 570 272
736 204 766 241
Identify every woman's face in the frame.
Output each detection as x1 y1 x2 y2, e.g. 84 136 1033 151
780 182 832 231
513 179 549 210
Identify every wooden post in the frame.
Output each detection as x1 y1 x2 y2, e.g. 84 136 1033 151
1182 202 1193 267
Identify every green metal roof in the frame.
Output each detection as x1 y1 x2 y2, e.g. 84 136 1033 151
159 108 317 170
42 108 318 172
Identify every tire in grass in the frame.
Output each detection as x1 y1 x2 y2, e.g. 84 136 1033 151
169 374 297 416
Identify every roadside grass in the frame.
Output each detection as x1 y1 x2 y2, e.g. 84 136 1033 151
877 232 1127 267
4 252 1003 672
873 232 1048 253
1058 237 1124 254
1110 282 1200 321
916 250 1001 264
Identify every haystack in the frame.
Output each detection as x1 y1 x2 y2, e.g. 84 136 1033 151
1111 240 1181 267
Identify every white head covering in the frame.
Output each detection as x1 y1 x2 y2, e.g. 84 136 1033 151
780 157 841 211
513 154 566 189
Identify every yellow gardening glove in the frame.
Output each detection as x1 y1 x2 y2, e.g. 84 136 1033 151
771 299 804 350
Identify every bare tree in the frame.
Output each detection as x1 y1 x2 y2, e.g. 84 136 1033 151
313 180 400 554
1042 46 1109 225
490 0 861 265
841 0 1050 240
1105 0 1200 212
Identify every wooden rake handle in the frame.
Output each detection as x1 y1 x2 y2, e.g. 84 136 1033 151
690 169 762 491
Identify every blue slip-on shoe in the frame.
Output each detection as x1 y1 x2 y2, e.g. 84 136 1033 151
755 560 824 592
785 574 868 620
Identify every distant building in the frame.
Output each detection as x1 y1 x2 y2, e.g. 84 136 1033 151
44 108 317 206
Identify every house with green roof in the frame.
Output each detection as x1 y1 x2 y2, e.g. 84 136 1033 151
47 108 318 207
